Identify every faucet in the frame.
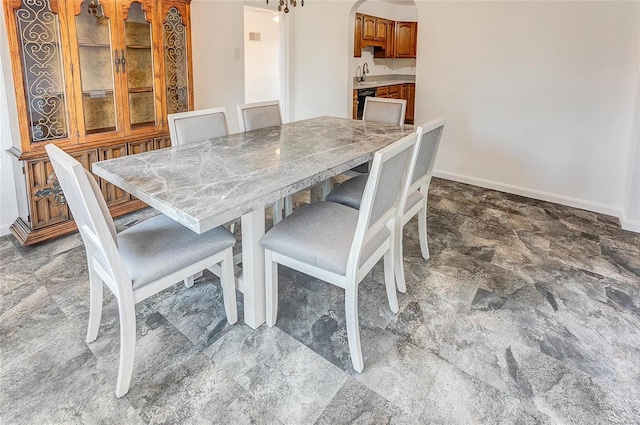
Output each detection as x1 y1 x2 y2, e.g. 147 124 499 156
355 66 362 83
362 62 369 81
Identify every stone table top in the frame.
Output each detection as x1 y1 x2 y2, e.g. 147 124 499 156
93 116 414 234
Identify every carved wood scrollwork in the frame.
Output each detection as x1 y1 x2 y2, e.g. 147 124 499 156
34 171 66 205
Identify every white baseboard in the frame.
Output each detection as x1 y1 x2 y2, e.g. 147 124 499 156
432 169 621 218
620 211 640 233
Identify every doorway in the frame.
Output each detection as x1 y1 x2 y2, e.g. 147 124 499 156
243 4 284 108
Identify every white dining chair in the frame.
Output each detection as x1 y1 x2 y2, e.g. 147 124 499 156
237 100 282 132
168 107 229 146
348 97 408 175
45 144 238 398
363 97 407 126
260 132 419 372
325 118 447 292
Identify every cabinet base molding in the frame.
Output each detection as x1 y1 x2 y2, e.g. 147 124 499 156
10 200 149 247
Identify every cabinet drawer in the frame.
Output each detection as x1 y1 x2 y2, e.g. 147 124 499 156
128 139 156 155
376 86 389 97
155 137 172 150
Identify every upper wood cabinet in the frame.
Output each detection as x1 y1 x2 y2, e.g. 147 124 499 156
385 20 395 58
355 13 417 58
354 13 362 57
362 15 376 41
362 14 386 46
395 21 417 58
374 17 387 42
3 0 194 245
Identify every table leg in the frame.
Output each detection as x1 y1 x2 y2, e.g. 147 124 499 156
241 207 266 329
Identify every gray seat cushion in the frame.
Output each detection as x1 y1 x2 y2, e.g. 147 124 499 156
260 201 389 275
405 190 423 212
325 175 368 209
326 175 423 214
350 162 370 174
118 214 236 290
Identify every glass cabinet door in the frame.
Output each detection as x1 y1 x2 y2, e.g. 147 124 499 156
122 1 159 131
162 5 190 114
70 0 122 139
12 0 76 145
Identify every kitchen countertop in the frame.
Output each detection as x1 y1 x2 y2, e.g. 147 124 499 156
354 75 415 90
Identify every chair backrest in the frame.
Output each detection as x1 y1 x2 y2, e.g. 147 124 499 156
168 107 229 146
346 133 419 276
409 118 447 192
45 144 130 291
237 100 282 132
362 97 407 126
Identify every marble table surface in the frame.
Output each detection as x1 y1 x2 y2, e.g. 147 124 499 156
92 116 415 234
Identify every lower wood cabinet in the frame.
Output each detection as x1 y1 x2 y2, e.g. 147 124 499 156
12 135 173 246
374 83 415 124
26 149 98 231
406 84 416 123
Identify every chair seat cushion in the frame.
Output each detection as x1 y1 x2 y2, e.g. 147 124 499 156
325 175 368 209
118 214 236 290
260 201 389 275
326 175 423 214
405 190 423 212
350 162 369 174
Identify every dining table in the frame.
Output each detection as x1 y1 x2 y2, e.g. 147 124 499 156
92 116 414 329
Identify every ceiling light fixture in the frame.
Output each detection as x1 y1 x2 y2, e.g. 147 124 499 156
87 0 105 19
266 0 303 14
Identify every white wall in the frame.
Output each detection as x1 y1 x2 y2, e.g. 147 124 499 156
191 0 246 133
244 6 281 104
353 49 416 77
416 1 639 218
290 0 356 120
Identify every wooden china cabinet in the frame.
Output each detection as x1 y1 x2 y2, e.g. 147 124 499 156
3 0 193 245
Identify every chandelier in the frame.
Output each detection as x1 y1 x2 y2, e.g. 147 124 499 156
87 0 105 19
266 0 303 13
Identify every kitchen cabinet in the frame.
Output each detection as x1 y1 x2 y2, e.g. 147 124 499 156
375 85 401 99
353 90 358 119
354 13 362 57
362 15 376 41
405 83 415 123
3 0 194 245
374 17 387 42
361 14 386 47
374 19 395 59
355 83 415 123
386 21 395 58
395 21 417 58
355 13 417 59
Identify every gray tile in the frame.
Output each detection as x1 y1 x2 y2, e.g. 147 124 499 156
2 178 639 424
314 378 400 425
206 326 348 424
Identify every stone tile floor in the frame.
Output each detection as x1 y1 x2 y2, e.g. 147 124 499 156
1 178 639 424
